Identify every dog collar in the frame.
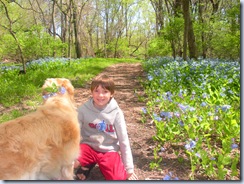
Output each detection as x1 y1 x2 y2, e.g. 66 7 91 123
42 87 66 100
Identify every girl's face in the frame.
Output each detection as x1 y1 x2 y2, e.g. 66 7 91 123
92 85 112 109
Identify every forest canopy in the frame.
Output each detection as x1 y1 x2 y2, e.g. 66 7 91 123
0 0 240 64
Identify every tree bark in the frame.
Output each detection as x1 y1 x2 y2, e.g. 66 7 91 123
182 0 197 60
71 0 82 58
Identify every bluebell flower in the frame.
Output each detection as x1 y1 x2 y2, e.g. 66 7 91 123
155 98 161 103
148 75 153 81
228 79 233 83
221 105 231 112
141 107 147 114
195 153 201 158
201 102 207 107
59 87 66 94
166 91 173 102
174 111 180 118
160 147 165 152
178 120 184 126
228 90 234 95
163 175 171 180
160 111 173 119
202 93 208 98
231 143 238 149
214 116 219 120
153 113 162 122
162 172 179 180
185 140 196 150
188 106 196 111
178 91 183 98
220 92 226 97
190 140 196 148
178 104 188 112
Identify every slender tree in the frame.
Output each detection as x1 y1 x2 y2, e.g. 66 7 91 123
0 0 26 72
182 0 197 60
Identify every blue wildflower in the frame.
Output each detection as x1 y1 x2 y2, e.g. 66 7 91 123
163 175 171 180
155 98 161 103
178 104 188 112
195 153 201 158
201 102 207 107
231 143 238 149
228 90 234 95
228 79 233 83
178 120 184 126
174 111 180 118
178 91 183 98
142 107 147 114
153 113 162 122
188 106 196 111
160 147 165 152
162 172 179 180
220 92 226 97
214 116 219 120
202 93 208 98
185 140 197 150
160 111 173 119
148 75 153 81
221 105 231 112
59 87 66 94
166 91 173 102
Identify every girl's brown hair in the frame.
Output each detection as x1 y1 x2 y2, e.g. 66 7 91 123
91 75 115 94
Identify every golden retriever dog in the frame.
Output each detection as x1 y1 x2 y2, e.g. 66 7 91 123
0 78 80 180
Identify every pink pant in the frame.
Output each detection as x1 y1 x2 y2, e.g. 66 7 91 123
77 143 127 180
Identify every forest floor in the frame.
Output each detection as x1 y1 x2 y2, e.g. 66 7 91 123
74 62 194 181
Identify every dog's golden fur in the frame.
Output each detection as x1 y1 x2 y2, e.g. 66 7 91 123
0 78 80 180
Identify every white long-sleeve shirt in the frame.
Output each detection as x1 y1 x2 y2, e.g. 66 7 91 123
77 97 134 174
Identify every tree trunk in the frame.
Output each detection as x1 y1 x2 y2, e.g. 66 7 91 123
198 0 206 58
71 0 82 58
104 0 109 58
150 0 164 36
182 0 197 60
51 0 56 57
182 0 188 60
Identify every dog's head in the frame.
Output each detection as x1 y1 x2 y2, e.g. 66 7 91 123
42 78 75 102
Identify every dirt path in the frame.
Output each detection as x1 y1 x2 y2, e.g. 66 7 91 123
74 63 164 180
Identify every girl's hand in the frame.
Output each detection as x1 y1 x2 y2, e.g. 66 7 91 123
127 172 138 180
